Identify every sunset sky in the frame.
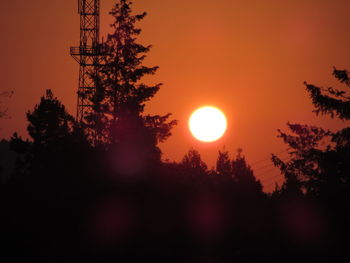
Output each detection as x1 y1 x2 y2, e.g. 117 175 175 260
1 0 349 190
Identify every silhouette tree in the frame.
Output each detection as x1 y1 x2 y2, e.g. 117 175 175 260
216 148 232 177
272 123 330 196
307 68 350 120
231 149 263 194
273 68 350 199
0 139 17 183
87 0 176 151
181 149 208 176
272 68 350 256
1 90 94 261
10 90 89 179
26 90 76 146
215 148 263 195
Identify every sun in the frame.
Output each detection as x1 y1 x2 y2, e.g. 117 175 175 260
189 106 227 142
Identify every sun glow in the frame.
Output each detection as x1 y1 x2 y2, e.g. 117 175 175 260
189 106 227 142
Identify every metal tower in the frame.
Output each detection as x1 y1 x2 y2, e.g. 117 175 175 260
71 0 101 122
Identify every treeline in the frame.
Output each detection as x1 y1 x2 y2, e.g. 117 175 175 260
0 87 266 261
1 0 350 262
0 78 349 262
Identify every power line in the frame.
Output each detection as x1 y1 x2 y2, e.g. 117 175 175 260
251 153 289 174
249 149 289 167
249 151 291 191
253 163 276 173
260 173 284 191
256 168 281 178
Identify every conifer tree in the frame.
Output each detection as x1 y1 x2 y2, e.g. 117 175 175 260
12 90 88 178
216 148 232 177
27 90 76 147
181 149 208 176
87 0 177 152
273 68 350 199
231 149 263 192
215 148 262 188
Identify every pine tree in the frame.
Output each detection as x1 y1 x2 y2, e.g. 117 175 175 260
231 149 263 193
306 67 350 120
216 148 232 177
181 149 208 176
87 0 177 153
12 90 88 178
273 68 350 199
215 148 262 193
26 90 76 147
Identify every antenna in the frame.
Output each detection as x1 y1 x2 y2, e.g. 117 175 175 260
70 0 101 123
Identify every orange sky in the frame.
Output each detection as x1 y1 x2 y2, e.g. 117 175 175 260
1 0 349 191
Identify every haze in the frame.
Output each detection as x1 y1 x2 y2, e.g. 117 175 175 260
0 0 349 190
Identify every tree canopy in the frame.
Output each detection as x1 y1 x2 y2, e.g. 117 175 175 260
86 0 177 149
